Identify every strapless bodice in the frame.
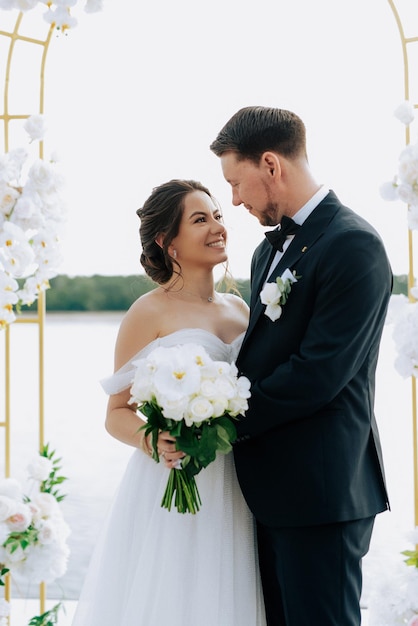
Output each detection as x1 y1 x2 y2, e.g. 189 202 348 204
101 328 245 396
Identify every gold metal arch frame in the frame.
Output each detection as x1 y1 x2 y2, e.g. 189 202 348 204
0 10 54 620
387 0 418 531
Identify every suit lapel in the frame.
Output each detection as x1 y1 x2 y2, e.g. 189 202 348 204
240 192 340 354
250 243 276 308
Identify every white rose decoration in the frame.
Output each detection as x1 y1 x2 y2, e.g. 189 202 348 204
32 491 59 517
27 455 53 482
186 396 214 425
0 495 15 522
394 100 415 125
0 477 22 500
6 502 32 532
36 519 56 545
23 114 47 142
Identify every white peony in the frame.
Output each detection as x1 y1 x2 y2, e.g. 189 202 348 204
32 491 59 517
36 519 56 545
394 100 415 125
0 149 26 184
27 455 53 482
398 147 418 187
0 522 9 545
26 159 61 197
379 180 399 201
5 502 32 532
0 477 22 500
389 298 418 378
0 495 15 522
23 114 47 142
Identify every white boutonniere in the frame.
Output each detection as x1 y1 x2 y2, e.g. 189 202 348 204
259 268 299 322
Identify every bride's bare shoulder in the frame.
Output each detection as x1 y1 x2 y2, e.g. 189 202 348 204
113 288 165 367
221 292 249 317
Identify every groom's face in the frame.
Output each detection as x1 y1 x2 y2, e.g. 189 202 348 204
220 151 280 227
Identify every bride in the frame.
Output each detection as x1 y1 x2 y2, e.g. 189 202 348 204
72 179 266 625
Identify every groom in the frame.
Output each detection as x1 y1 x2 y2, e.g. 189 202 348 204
210 106 392 626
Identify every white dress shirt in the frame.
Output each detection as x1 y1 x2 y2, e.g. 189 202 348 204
265 185 330 281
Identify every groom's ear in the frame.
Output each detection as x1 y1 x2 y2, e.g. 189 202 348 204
261 152 281 179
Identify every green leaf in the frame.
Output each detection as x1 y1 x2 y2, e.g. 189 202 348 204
214 424 234 454
53 476 67 484
175 425 201 456
215 416 237 443
401 549 418 567
168 421 184 438
39 443 68 501
195 424 218 466
27 602 63 626
0 567 9 586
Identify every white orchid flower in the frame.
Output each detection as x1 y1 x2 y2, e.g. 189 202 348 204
260 268 298 321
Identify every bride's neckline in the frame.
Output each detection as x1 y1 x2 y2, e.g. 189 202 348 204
156 328 245 346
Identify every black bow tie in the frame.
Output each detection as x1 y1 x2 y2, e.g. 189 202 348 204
265 216 300 252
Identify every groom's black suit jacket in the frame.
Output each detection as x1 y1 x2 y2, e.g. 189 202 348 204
234 191 392 528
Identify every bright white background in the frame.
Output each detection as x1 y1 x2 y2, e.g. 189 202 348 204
2 0 418 280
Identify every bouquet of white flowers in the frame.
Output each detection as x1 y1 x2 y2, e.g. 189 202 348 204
129 343 251 514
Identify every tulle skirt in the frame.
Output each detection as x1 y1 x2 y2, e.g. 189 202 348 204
72 449 266 625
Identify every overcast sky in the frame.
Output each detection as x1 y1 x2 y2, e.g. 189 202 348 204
2 0 418 279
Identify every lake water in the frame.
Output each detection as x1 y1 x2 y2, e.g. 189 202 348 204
0 312 416 614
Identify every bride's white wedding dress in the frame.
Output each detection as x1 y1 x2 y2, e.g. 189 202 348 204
72 329 266 626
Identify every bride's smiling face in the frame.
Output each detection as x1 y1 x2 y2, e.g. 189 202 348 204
168 191 227 268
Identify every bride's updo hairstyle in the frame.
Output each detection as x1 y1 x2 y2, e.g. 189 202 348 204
137 179 214 285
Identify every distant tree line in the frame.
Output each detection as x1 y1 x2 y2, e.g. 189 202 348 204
23 273 406 313
24 274 251 312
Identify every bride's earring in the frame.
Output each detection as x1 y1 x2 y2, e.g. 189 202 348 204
173 250 177 259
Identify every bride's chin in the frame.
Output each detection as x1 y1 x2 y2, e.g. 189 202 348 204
215 253 228 265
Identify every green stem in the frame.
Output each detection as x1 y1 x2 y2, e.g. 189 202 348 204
161 469 201 514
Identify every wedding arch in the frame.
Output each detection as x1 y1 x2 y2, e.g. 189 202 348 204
0 4 100 623
387 0 418 534
0 11 53 619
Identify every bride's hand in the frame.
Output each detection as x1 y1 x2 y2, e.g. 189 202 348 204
157 431 186 468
